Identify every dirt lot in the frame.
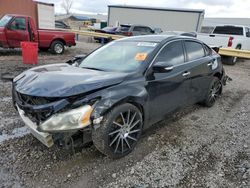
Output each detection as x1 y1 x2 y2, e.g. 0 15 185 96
0 41 249 188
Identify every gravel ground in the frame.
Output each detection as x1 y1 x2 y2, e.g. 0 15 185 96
0 42 249 188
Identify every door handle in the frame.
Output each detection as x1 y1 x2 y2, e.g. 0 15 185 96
164 66 174 71
207 62 213 66
182 71 190 77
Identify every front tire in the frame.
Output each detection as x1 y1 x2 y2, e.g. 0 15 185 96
201 77 222 107
92 103 143 158
51 40 65 54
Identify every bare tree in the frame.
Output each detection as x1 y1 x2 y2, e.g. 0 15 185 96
61 0 73 15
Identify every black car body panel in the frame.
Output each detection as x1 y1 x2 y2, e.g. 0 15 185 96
12 35 226 147
14 64 128 97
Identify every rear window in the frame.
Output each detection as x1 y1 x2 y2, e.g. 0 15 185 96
118 25 130 32
213 26 243 35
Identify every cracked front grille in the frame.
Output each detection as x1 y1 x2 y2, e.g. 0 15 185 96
14 92 59 124
17 92 59 106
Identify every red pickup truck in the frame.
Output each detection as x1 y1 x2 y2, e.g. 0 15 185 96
0 14 76 54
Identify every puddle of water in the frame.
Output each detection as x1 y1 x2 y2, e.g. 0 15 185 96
0 126 30 144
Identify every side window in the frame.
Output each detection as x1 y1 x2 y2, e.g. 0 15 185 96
155 41 185 66
9 17 26 30
246 27 250 37
203 44 212 56
144 27 153 33
185 41 205 61
133 27 143 32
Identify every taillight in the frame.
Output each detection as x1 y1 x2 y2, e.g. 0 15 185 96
124 32 133 36
227 36 234 47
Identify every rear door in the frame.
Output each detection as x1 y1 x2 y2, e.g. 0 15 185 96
5 17 30 47
146 40 191 124
183 40 215 104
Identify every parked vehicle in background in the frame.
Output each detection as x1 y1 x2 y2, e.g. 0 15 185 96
94 26 117 43
55 20 70 29
153 28 163 34
116 24 155 36
197 25 250 65
13 35 227 158
0 14 76 54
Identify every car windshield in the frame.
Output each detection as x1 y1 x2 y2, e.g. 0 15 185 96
0 15 13 27
79 41 158 72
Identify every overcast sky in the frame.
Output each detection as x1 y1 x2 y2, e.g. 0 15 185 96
40 0 250 17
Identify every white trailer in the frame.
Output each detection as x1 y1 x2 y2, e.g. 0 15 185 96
37 2 55 29
108 5 205 32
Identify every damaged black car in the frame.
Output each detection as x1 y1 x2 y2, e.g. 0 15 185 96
12 35 227 158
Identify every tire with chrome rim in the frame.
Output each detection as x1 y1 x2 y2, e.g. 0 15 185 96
92 103 143 158
51 40 65 54
222 45 241 65
202 77 222 107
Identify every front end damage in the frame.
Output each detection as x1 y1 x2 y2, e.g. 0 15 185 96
12 88 96 149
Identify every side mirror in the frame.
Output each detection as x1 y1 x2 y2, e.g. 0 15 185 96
153 62 174 73
66 54 86 66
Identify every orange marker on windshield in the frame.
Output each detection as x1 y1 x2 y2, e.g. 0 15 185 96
135 53 148 61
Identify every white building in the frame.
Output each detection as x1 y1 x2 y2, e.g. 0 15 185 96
108 5 205 32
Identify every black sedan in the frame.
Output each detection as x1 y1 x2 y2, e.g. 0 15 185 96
12 35 227 158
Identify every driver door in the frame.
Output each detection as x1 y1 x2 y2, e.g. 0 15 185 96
146 40 191 124
6 17 29 47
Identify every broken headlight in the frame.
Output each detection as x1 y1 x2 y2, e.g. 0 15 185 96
40 105 93 132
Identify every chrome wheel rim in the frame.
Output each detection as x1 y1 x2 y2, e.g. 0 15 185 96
54 43 63 54
208 80 221 104
233 56 237 63
108 110 142 154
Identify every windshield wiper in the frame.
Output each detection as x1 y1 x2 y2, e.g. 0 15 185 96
81 67 105 71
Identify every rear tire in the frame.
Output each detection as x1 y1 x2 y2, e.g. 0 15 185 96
51 40 65 54
92 103 143 158
201 77 222 107
222 45 241 65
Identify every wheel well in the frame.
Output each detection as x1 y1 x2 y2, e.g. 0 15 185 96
214 72 222 80
101 99 145 124
236 44 242 49
128 101 144 120
50 38 66 47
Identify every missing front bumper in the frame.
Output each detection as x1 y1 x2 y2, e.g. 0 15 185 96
17 106 54 148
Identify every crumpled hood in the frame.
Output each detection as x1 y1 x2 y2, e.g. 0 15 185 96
14 64 128 97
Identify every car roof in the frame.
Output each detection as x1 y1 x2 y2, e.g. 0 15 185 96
117 35 194 43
